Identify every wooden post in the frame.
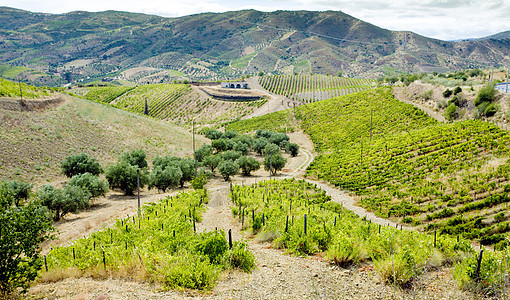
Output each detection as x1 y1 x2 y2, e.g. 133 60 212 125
193 218 196 233
93 241 96 251
262 213 265 226
173 230 175 238
228 229 233 249
285 216 289 233
252 210 255 223
125 241 127 250
475 249 484 281
304 214 307 235
102 250 106 270
73 248 75 260
125 224 129 232
334 216 337 227
242 209 244 228
44 255 48 272
137 169 140 219
434 230 437 248
110 232 113 244
379 224 381 234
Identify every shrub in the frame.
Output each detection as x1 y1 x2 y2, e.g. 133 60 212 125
67 173 109 198
236 156 261 176
285 143 300 157
120 149 148 170
444 103 458 121
0 201 53 295
105 161 148 195
61 153 103 178
474 83 497 106
178 158 195 187
228 242 255 272
218 160 239 181
38 185 90 221
443 89 452 98
453 86 462 95
191 173 209 190
484 103 498 117
263 153 287 176
327 235 365 267
421 90 433 100
196 231 229 264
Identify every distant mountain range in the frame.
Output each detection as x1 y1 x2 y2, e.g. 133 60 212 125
0 7 509 86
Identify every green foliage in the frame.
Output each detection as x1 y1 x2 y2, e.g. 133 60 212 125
236 156 261 176
105 161 148 195
227 242 255 272
484 103 498 117
218 160 239 181
191 173 209 190
453 86 462 95
178 158 196 187
252 138 269 155
211 138 233 152
219 150 242 162
67 173 109 198
80 86 134 103
61 153 103 178
0 78 52 99
285 142 300 157
45 190 254 291
233 141 249 155
443 89 453 98
120 149 148 170
0 201 53 295
444 103 458 121
262 143 281 156
474 83 497 106
149 164 182 192
263 153 287 176
38 185 90 221
202 155 221 172
0 180 32 206
204 129 224 140
195 144 213 162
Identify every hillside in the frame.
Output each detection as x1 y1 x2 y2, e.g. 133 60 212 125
0 94 205 183
1 7 510 85
71 83 266 127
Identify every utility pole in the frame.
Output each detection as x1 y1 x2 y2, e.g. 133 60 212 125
193 120 197 178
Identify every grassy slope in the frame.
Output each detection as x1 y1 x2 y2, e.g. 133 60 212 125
0 78 56 99
0 95 205 183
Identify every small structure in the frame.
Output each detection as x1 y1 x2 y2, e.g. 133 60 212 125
221 82 250 89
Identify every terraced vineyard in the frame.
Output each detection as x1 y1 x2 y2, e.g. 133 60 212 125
258 74 374 102
230 179 509 293
74 84 266 127
226 109 295 134
44 190 254 289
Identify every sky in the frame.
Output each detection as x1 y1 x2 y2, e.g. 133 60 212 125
3 0 510 40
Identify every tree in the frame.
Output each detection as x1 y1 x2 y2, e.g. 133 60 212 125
105 161 147 195
442 89 452 98
202 155 221 172
262 143 281 156
120 149 148 169
212 138 233 152
218 160 239 181
149 164 182 192
191 173 209 190
195 144 213 162
269 133 290 147
38 185 90 221
178 158 195 187
444 103 457 121
264 153 287 176
236 156 261 176
223 130 239 139
61 153 103 178
286 143 300 157
0 200 53 295
0 180 32 206
453 86 462 95
474 83 497 106
233 141 249 155
204 129 223 140
219 150 242 162
67 173 109 198
252 138 268 155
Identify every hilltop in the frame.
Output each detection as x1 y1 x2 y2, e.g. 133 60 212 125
1 7 510 85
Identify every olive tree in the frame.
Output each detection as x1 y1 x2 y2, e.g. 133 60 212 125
61 153 102 178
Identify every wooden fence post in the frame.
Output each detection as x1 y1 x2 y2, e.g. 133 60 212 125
475 249 484 281
304 214 307 235
228 229 233 249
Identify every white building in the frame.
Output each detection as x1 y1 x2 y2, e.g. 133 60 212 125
221 82 250 89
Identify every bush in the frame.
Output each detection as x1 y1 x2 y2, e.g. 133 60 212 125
196 231 229 264
444 103 458 121
327 235 365 267
38 185 90 221
443 89 453 98
0 201 53 295
228 242 255 272
474 83 497 106
105 161 147 195
120 149 148 169
263 153 287 176
236 156 261 176
67 173 109 198
218 160 239 181
453 86 462 95
0 180 32 206
484 103 498 117
191 173 209 190
61 153 103 178
421 90 433 100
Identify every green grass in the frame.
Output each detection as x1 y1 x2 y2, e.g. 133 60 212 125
44 190 255 290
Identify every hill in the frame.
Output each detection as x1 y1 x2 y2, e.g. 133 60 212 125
1 7 510 85
0 93 205 183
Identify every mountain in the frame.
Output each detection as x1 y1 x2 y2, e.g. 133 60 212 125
479 31 510 41
1 7 509 85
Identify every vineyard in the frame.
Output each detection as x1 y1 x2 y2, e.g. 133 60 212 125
226 109 295 134
258 74 374 102
44 189 254 290
230 179 509 294
74 84 266 127
0 78 55 99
